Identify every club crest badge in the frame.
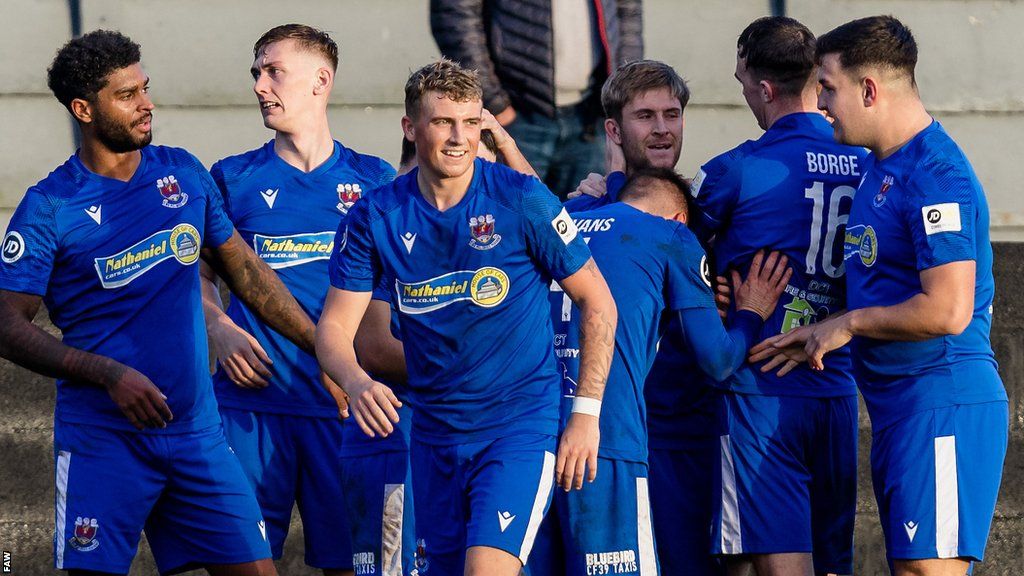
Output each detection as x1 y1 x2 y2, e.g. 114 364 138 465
69 516 99 552
468 214 501 250
873 175 894 208
337 183 362 214
157 176 188 208
414 538 430 573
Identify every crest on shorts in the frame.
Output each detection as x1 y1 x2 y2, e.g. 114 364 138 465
468 214 501 250
157 175 188 208
414 538 430 573
69 516 100 552
336 183 362 214
873 175 894 208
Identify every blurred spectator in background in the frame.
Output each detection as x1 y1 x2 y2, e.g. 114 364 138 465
430 0 643 198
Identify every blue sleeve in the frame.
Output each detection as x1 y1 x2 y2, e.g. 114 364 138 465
665 226 716 311
328 200 378 292
606 171 627 200
904 157 978 270
0 188 58 296
371 275 391 304
691 149 743 242
373 158 397 188
208 161 232 218
522 178 591 280
188 155 233 248
681 308 763 382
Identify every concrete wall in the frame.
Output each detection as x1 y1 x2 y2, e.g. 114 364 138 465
1 1 1023 236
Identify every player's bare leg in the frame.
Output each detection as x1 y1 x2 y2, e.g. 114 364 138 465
894 558 971 576
323 569 355 576
465 545 522 576
727 553 814 576
205 559 278 576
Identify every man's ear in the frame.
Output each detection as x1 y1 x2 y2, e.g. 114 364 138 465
401 116 415 141
863 76 879 108
671 208 688 225
70 98 93 124
313 67 333 96
605 118 623 145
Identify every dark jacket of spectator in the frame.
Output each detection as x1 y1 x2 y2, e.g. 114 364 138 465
430 0 644 119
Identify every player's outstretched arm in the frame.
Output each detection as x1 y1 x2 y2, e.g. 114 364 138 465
555 258 618 491
0 290 172 430
684 250 791 382
198 260 273 388
318 287 402 438
201 231 316 355
755 260 975 372
354 299 408 385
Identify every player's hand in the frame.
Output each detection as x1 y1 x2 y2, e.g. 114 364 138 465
555 411 600 491
748 335 808 377
106 366 174 430
605 136 625 174
567 173 607 200
731 250 792 320
208 315 273 388
715 275 732 320
344 376 402 438
494 106 517 127
321 371 350 419
481 109 513 149
800 315 854 371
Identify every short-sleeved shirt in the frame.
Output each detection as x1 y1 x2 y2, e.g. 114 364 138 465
549 202 715 462
210 140 394 418
844 120 1005 429
0 146 234 432
693 113 867 397
562 171 627 212
329 159 591 445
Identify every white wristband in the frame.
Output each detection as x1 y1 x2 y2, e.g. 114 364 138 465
572 396 602 417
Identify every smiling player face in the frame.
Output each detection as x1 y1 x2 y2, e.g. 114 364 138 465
89 63 154 153
613 86 683 171
406 92 483 180
251 39 329 134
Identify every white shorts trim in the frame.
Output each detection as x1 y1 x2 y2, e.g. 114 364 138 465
518 451 556 564
54 450 71 569
719 435 743 554
636 477 658 575
934 435 960 558
382 482 405 576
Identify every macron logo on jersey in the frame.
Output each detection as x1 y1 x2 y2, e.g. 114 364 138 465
498 511 516 533
922 203 962 236
904 520 918 542
402 232 417 254
85 205 102 225
260 189 279 209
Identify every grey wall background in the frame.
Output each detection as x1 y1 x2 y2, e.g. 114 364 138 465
0 1 1022 574
1 1 1023 237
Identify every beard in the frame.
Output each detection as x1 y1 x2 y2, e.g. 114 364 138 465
622 135 679 172
94 112 152 153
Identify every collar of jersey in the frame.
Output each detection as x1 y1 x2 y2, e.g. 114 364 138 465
409 158 483 216
263 139 343 179
71 145 151 188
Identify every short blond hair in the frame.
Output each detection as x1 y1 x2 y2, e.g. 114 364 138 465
404 59 483 118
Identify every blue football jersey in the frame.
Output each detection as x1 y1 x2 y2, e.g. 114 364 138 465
0 146 234 432
844 120 1005 429
329 159 591 445
550 202 715 462
210 140 394 417
694 113 867 397
339 282 412 456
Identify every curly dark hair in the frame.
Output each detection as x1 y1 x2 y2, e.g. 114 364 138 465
47 30 141 110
